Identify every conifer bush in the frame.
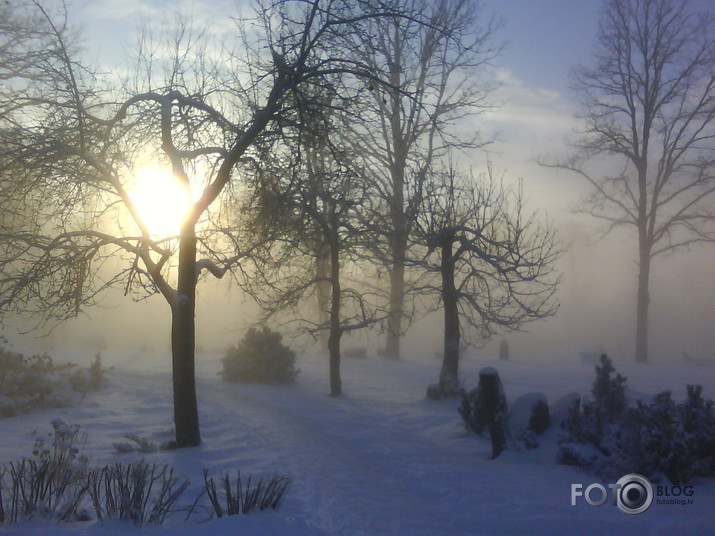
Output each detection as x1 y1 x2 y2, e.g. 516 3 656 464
558 355 715 484
221 327 298 384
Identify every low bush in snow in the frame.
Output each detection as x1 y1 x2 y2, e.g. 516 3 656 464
87 461 189 525
0 347 106 417
1 421 291 527
558 355 715 484
192 469 291 521
66 353 107 395
0 420 90 523
221 327 298 384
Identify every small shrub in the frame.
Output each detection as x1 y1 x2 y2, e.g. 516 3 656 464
67 353 107 394
591 354 627 419
32 419 88 469
558 356 715 484
529 399 551 435
191 470 291 521
621 386 715 484
0 349 66 416
87 461 189 525
221 327 298 384
1 424 290 529
0 420 89 524
0 347 106 417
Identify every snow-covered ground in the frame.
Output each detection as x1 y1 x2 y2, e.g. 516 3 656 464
1 349 713 535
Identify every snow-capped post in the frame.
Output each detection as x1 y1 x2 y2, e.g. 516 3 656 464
478 367 507 459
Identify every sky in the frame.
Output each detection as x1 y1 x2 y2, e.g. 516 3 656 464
7 0 715 364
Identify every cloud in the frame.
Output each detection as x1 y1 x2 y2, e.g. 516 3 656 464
483 67 577 149
82 0 242 38
83 0 163 21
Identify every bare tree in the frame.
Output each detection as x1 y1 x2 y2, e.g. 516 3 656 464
417 167 560 398
342 0 499 358
246 88 385 396
0 1 429 445
547 0 715 362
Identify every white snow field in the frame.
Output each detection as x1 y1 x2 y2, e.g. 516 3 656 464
1 349 713 535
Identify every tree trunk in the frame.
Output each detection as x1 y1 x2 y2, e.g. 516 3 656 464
635 241 651 363
328 241 342 396
440 239 460 393
171 224 201 447
635 158 651 364
384 29 407 360
316 253 331 353
385 258 405 358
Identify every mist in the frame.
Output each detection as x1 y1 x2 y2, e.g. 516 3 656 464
5 213 712 368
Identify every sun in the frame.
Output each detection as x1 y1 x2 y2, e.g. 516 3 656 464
129 167 191 238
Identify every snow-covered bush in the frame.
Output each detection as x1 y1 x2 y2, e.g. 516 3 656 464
507 393 550 450
620 386 715 484
0 420 90 524
0 347 107 417
221 327 298 384
558 356 715 484
0 348 70 417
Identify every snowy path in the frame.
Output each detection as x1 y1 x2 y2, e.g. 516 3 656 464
196 375 487 535
203 383 451 534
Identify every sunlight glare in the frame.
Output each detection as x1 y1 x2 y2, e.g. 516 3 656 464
129 167 191 238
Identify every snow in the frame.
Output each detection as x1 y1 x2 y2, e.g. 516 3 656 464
508 391 547 431
1 350 713 535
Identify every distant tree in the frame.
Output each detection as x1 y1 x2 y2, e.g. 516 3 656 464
247 88 385 396
417 167 560 397
0 1 431 445
546 0 715 362
342 0 499 358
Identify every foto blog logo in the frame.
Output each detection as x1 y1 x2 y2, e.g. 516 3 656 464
571 474 654 515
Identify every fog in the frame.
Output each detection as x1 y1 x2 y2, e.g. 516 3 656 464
4 209 713 367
